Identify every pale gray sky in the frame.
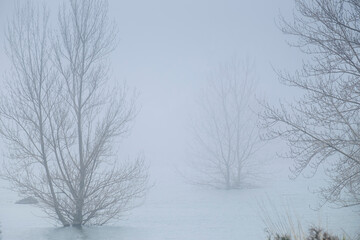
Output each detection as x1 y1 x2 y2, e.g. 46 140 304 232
0 0 301 168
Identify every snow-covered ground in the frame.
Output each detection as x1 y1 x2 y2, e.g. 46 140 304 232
0 163 359 240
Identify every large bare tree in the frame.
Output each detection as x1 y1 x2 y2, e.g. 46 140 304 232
261 0 360 208
1 0 148 226
190 57 261 189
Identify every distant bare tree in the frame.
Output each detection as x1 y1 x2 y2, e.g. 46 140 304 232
190 57 261 189
1 0 148 226
261 0 360 208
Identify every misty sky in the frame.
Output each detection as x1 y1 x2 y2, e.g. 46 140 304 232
0 0 301 169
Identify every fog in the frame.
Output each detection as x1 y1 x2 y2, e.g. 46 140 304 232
0 0 299 168
0 0 359 239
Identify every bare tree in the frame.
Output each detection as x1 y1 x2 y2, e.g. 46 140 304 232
1 0 148 226
190 57 261 189
261 0 360 208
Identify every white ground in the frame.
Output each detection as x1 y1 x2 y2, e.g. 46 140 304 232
0 163 359 240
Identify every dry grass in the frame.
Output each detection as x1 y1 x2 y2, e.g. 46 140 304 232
258 198 305 240
258 198 352 240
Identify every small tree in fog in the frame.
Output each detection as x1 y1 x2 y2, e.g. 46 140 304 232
191 58 261 189
261 0 360 208
1 0 148 226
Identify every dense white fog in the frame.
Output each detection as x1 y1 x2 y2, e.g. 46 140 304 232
0 0 359 239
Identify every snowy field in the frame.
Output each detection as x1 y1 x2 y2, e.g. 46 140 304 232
0 162 358 240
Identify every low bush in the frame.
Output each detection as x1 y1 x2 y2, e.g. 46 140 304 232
266 227 345 240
